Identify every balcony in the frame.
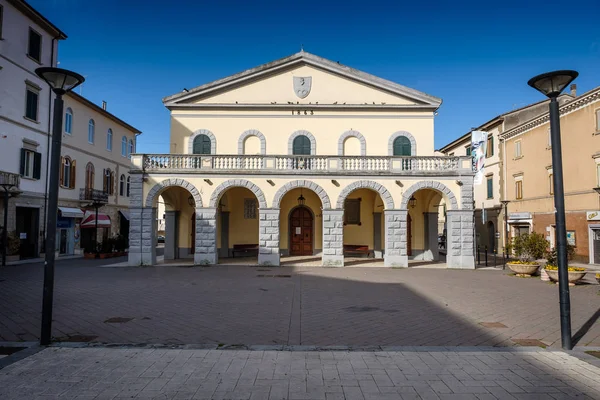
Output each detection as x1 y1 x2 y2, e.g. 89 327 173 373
0 171 21 189
135 154 472 176
79 188 108 204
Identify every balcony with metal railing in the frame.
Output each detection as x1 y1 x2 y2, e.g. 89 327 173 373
79 188 109 204
133 154 472 176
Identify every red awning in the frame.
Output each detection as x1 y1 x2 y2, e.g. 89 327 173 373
81 211 111 229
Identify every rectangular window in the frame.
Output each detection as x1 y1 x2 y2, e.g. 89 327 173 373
465 146 471 156
486 135 494 157
549 173 554 195
515 180 523 200
244 198 257 219
547 128 552 148
344 198 361 225
27 28 42 62
486 176 493 199
25 86 39 121
515 140 522 158
596 164 600 186
596 109 600 132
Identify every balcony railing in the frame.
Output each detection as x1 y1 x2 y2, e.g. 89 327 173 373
0 170 20 188
138 154 470 175
79 188 109 204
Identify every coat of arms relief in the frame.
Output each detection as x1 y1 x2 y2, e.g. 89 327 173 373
293 76 312 99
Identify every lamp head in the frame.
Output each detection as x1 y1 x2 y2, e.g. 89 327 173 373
527 70 578 98
35 67 85 95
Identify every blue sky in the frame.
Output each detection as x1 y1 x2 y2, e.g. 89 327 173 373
31 0 600 152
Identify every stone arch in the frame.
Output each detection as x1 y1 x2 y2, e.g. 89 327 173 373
145 178 203 208
288 130 316 155
188 129 217 154
338 130 366 156
238 129 266 154
209 179 267 209
388 131 417 156
272 180 331 209
336 180 394 209
400 181 458 210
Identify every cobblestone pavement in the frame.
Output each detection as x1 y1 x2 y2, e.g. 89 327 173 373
0 258 599 347
1 347 600 399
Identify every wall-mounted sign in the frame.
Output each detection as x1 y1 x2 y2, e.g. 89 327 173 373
20 232 27 239
586 211 600 221
509 212 531 220
567 231 576 246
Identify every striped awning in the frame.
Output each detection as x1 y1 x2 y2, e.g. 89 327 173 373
58 207 84 218
81 211 111 228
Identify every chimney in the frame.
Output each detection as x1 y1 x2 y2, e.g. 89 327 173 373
570 84 577 97
102 100 107 110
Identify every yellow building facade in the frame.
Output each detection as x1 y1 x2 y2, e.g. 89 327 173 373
128 52 475 268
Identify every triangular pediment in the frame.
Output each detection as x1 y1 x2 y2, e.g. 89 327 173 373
164 52 441 109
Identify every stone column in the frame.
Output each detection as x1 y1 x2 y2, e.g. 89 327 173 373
446 210 475 269
194 207 217 265
423 212 439 261
128 207 157 266
322 209 344 266
164 210 177 260
259 208 280 266
384 209 408 267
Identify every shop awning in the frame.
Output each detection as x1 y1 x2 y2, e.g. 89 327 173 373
81 211 111 228
119 210 130 221
58 207 84 218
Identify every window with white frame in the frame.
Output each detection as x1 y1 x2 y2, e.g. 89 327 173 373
20 149 41 179
60 156 76 189
65 108 73 135
107 129 113 151
25 84 39 121
515 176 523 200
88 119 95 143
27 28 42 62
596 109 600 132
128 139 134 158
515 140 522 158
119 174 125 196
121 136 127 157
597 164 600 186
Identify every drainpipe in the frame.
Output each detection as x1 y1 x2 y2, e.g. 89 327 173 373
503 136 507 248
42 36 59 254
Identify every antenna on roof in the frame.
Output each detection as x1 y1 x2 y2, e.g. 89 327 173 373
300 44 304 52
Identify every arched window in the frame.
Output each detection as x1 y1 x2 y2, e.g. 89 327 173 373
60 156 76 189
85 162 94 190
128 139 134 158
103 169 114 195
193 134 211 154
88 119 95 144
121 136 127 157
292 135 311 155
393 136 412 156
126 176 130 197
119 174 125 196
65 108 73 135
107 129 113 151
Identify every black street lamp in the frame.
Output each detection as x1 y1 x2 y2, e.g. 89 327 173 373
35 67 84 346
500 200 510 253
528 70 578 350
0 172 20 266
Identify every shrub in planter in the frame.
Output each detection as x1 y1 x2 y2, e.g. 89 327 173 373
507 232 547 276
544 265 587 285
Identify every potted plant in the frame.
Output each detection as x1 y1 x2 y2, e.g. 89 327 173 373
6 231 21 262
543 245 576 281
544 265 587 286
507 232 547 277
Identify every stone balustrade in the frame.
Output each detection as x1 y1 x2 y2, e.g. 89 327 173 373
136 154 470 175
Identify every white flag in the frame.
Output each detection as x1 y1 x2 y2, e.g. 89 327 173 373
471 131 488 185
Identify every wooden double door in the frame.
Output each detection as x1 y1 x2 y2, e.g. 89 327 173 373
290 207 313 256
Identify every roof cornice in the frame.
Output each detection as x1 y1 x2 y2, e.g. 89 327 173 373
500 87 600 141
66 92 142 134
163 51 442 107
165 103 438 112
8 0 67 39
438 116 503 153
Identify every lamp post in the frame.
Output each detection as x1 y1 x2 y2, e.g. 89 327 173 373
0 173 20 266
528 70 578 350
500 200 510 255
35 67 84 346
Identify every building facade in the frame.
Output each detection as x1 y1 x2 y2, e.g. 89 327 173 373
0 0 65 258
129 52 475 268
0 0 139 259
439 92 574 255
501 86 600 263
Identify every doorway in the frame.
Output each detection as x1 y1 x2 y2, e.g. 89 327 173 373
593 229 600 264
487 221 495 253
16 207 39 259
289 206 313 255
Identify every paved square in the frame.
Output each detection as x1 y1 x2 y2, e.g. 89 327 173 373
1 347 600 399
0 258 599 347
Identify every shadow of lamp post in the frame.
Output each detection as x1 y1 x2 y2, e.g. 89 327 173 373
528 70 578 350
35 67 85 346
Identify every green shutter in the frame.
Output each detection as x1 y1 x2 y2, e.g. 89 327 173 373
193 135 211 154
393 137 411 156
487 178 493 199
33 151 42 179
20 148 26 175
293 136 311 155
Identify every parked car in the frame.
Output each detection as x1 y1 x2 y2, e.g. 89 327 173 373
157 235 165 243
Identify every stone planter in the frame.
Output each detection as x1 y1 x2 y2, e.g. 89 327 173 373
545 268 587 286
507 262 540 277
